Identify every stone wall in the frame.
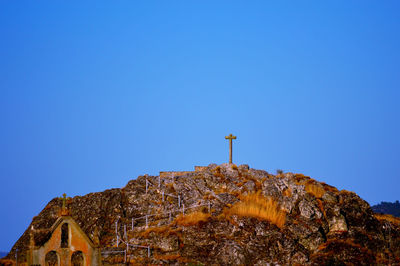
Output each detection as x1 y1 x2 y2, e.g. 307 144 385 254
159 171 193 179
159 166 207 179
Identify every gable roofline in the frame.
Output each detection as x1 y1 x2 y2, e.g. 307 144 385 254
50 216 96 248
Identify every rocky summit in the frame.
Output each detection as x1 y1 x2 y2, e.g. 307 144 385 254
3 163 400 265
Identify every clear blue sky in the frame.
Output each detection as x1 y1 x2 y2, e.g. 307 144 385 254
1 1 399 251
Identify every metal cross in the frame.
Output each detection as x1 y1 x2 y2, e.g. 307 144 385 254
225 134 237 164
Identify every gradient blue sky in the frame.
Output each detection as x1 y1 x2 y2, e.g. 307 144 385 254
1 1 399 251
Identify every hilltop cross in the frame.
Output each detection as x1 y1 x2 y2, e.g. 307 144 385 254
61 193 67 210
225 133 237 164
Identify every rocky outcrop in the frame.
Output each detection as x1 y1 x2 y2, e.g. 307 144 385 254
3 163 400 265
373 200 400 217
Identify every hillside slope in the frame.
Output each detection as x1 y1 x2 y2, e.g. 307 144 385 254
373 201 400 217
3 163 400 265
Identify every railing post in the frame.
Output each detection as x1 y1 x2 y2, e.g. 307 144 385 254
115 220 119 247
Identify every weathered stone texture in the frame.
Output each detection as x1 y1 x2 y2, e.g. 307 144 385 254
2 163 400 265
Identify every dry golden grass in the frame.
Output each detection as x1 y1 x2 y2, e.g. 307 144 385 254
374 213 400 226
223 191 286 228
294 173 310 183
305 182 325 198
140 225 171 237
213 166 225 179
320 182 339 193
340 189 353 193
231 164 238 170
154 254 181 260
174 211 211 226
282 188 292 197
165 182 175 192
139 225 182 239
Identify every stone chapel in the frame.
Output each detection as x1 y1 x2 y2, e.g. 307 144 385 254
27 196 101 266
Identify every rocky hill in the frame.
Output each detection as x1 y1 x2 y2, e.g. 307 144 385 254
372 201 400 218
3 163 400 265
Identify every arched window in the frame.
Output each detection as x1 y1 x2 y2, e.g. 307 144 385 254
61 223 69 248
71 251 84 266
45 250 58 266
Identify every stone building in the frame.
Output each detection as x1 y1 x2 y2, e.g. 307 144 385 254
27 209 101 265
